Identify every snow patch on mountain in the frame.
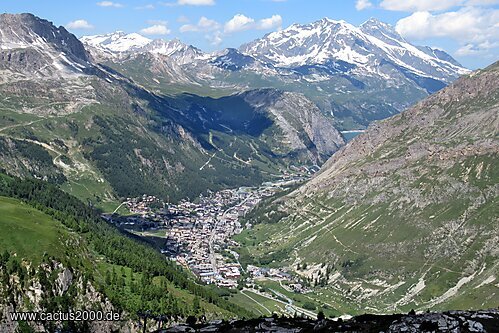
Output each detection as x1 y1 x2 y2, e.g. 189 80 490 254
81 31 152 53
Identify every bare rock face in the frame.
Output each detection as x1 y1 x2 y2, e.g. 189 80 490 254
0 13 93 78
0 13 88 61
0 260 131 333
55 267 73 296
242 89 345 163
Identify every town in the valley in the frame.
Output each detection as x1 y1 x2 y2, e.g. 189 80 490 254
103 167 316 296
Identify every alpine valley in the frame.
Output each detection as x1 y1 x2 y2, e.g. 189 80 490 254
82 17 469 130
0 9 497 333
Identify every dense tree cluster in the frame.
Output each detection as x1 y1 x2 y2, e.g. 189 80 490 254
84 115 265 202
0 138 66 184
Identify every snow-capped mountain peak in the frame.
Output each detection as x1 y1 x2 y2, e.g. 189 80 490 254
240 17 469 82
142 39 206 64
80 33 205 64
81 31 152 53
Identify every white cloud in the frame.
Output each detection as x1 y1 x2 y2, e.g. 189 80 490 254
224 14 255 33
355 0 373 10
380 0 464 11
96 1 123 7
396 7 499 56
456 41 499 55
224 14 282 33
140 24 171 35
67 19 94 30
395 7 498 40
180 25 195 33
178 0 215 5
207 31 223 46
257 15 282 30
147 20 168 25
135 4 154 10
380 0 498 11
180 16 221 32
180 13 282 46
466 0 499 4
177 15 190 23
160 0 214 6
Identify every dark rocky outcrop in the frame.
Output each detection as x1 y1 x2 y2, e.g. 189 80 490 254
162 310 499 332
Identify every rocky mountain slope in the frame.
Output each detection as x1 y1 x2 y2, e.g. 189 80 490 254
0 13 91 77
85 18 469 130
235 61 499 314
0 13 343 209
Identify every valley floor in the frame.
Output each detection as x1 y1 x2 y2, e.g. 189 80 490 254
105 167 330 317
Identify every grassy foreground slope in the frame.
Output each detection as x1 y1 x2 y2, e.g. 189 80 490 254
0 173 252 331
236 62 499 314
0 196 71 264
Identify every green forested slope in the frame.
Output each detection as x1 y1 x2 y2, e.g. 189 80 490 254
0 173 252 331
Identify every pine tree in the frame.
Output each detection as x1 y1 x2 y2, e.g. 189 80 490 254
192 296 200 315
105 270 112 285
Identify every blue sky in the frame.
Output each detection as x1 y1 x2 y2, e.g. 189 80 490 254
1 0 498 69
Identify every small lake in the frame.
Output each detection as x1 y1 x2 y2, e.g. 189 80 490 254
340 130 365 142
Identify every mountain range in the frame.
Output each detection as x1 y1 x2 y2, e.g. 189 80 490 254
81 17 469 130
0 10 497 331
0 13 343 208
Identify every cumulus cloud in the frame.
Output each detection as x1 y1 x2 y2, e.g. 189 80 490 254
258 15 283 30
180 17 220 32
178 13 282 47
396 7 499 56
355 0 373 10
395 7 498 40
224 14 255 33
140 24 171 35
67 19 94 30
96 1 123 7
224 14 282 33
